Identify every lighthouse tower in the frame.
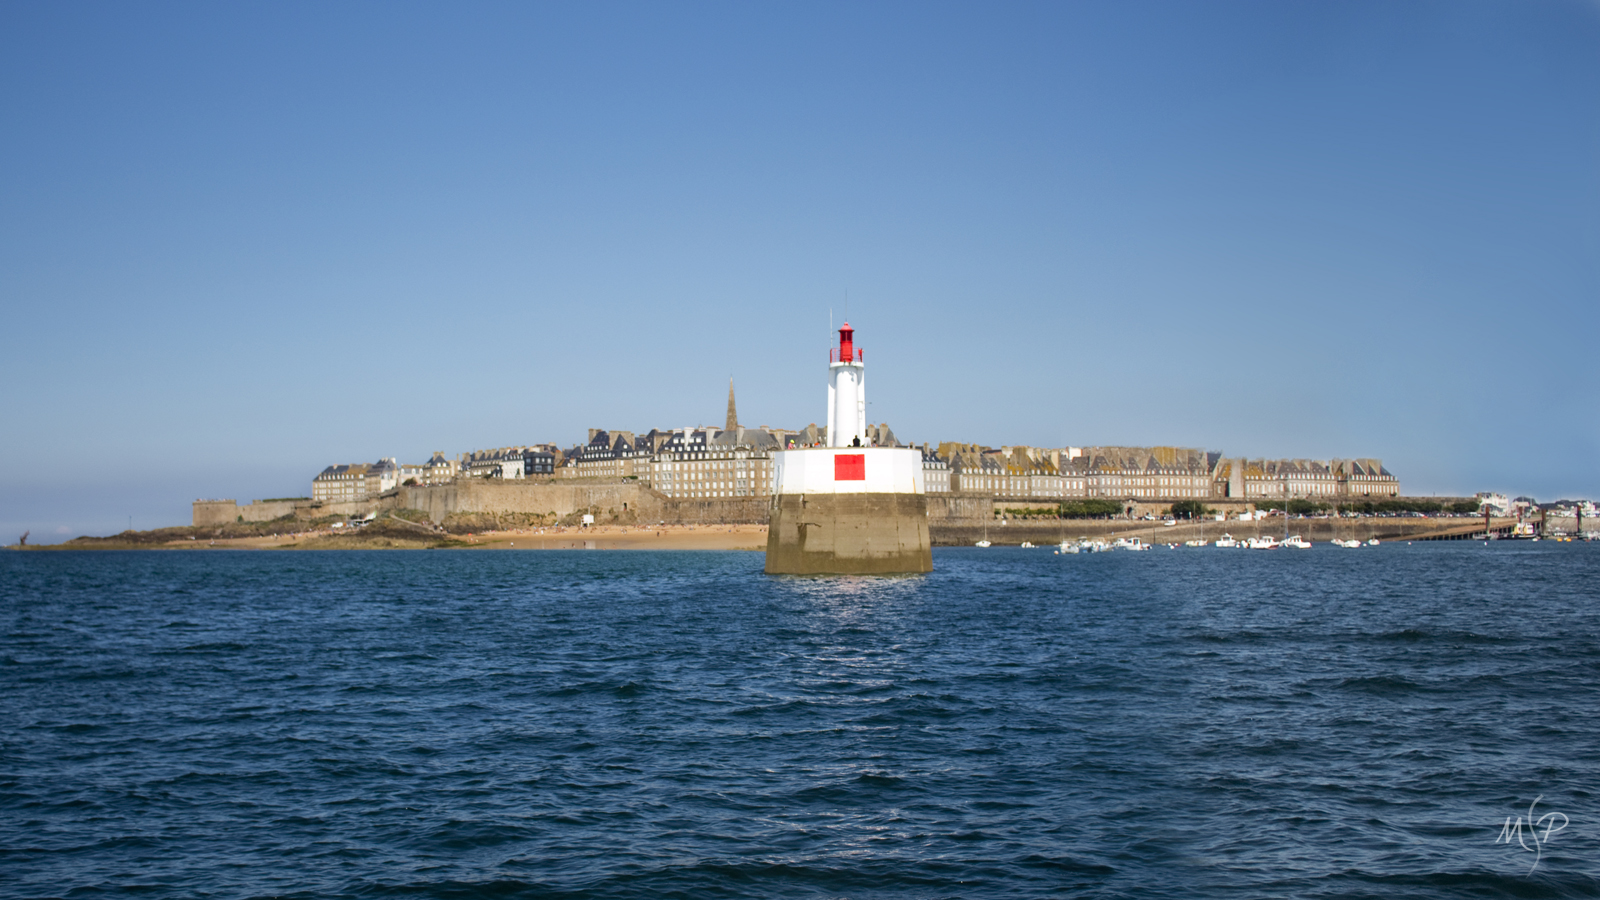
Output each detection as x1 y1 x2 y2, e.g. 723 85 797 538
827 323 866 447
765 323 933 575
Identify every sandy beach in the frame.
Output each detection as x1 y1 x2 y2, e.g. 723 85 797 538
443 523 767 551
137 523 770 552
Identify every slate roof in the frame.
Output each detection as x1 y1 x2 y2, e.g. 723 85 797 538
709 426 780 450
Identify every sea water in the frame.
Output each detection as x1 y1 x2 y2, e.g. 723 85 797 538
2 544 1597 899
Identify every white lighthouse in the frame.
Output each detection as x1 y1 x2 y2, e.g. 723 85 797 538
765 322 932 575
827 322 866 447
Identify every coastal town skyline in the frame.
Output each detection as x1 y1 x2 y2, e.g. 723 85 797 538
300 376 1404 509
5 8 1599 890
4 2 1597 540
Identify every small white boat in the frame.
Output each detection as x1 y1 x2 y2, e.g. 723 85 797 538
1332 538 1363 548
975 540 992 548
1059 538 1112 554
1114 537 1152 551
1246 536 1279 550
1183 539 1208 547
1214 533 1238 548
1366 538 1380 546
1282 535 1312 549
1020 541 1035 549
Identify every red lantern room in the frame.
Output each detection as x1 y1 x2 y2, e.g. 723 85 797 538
831 322 862 364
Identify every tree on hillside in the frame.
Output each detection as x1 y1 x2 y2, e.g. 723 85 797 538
1169 500 1214 520
1059 499 1123 519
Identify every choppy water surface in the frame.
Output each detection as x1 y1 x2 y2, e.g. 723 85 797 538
3 544 1598 899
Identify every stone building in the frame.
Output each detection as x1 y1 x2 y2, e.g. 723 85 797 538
521 448 557 476
1336 458 1400 497
559 381 786 499
461 449 506 479
940 443 1070 500
649 426 782 499
1239 459 1337 499
941 443 1016 496
458 446 555 480
311 458 402 502
1000 446 1074 500
1077 447 1220 501
423 452 458 484
577 387 910 501
783 423 827 448
559 430 652 480
919 445 950 493
1236 457 1400 500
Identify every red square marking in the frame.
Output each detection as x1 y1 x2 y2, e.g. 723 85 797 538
834 454 865 481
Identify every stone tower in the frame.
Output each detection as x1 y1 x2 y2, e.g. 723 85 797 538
725 378 739 434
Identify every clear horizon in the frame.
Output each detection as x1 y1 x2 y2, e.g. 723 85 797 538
4 1 1598 542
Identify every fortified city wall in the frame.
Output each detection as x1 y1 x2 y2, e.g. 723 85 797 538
397 481 660 523
194 481 1458 530
193 481 772 527
927 495 994 521
195 488 1006 527
193 485 1270 528
192 499 302 526
399 481 772 526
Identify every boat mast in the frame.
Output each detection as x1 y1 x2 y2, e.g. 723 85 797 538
1283 469 1290 539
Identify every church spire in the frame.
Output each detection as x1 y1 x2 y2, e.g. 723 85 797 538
725 378 739 433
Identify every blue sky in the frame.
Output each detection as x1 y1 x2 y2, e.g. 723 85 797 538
3 0 1597 541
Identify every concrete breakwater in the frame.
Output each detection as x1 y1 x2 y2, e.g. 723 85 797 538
766 493 933 575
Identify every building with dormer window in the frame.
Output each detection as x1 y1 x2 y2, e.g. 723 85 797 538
311 458 403 501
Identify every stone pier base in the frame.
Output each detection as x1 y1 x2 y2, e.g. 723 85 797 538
764 492 932 575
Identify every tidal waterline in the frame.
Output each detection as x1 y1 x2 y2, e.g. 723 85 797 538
3 544 1597 898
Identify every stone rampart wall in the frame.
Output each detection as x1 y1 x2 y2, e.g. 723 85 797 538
198 478 1468 533
927 494 993 522
659 497 769 525
240 500 298 522
192 501 238 527
192 499 301 526
297 499 373 519
398 481 663 523
388 481 767 526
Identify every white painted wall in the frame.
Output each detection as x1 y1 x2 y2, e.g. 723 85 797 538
773 447 925 495
826 362 866 448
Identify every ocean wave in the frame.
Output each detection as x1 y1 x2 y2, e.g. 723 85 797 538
4 546 1598 900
